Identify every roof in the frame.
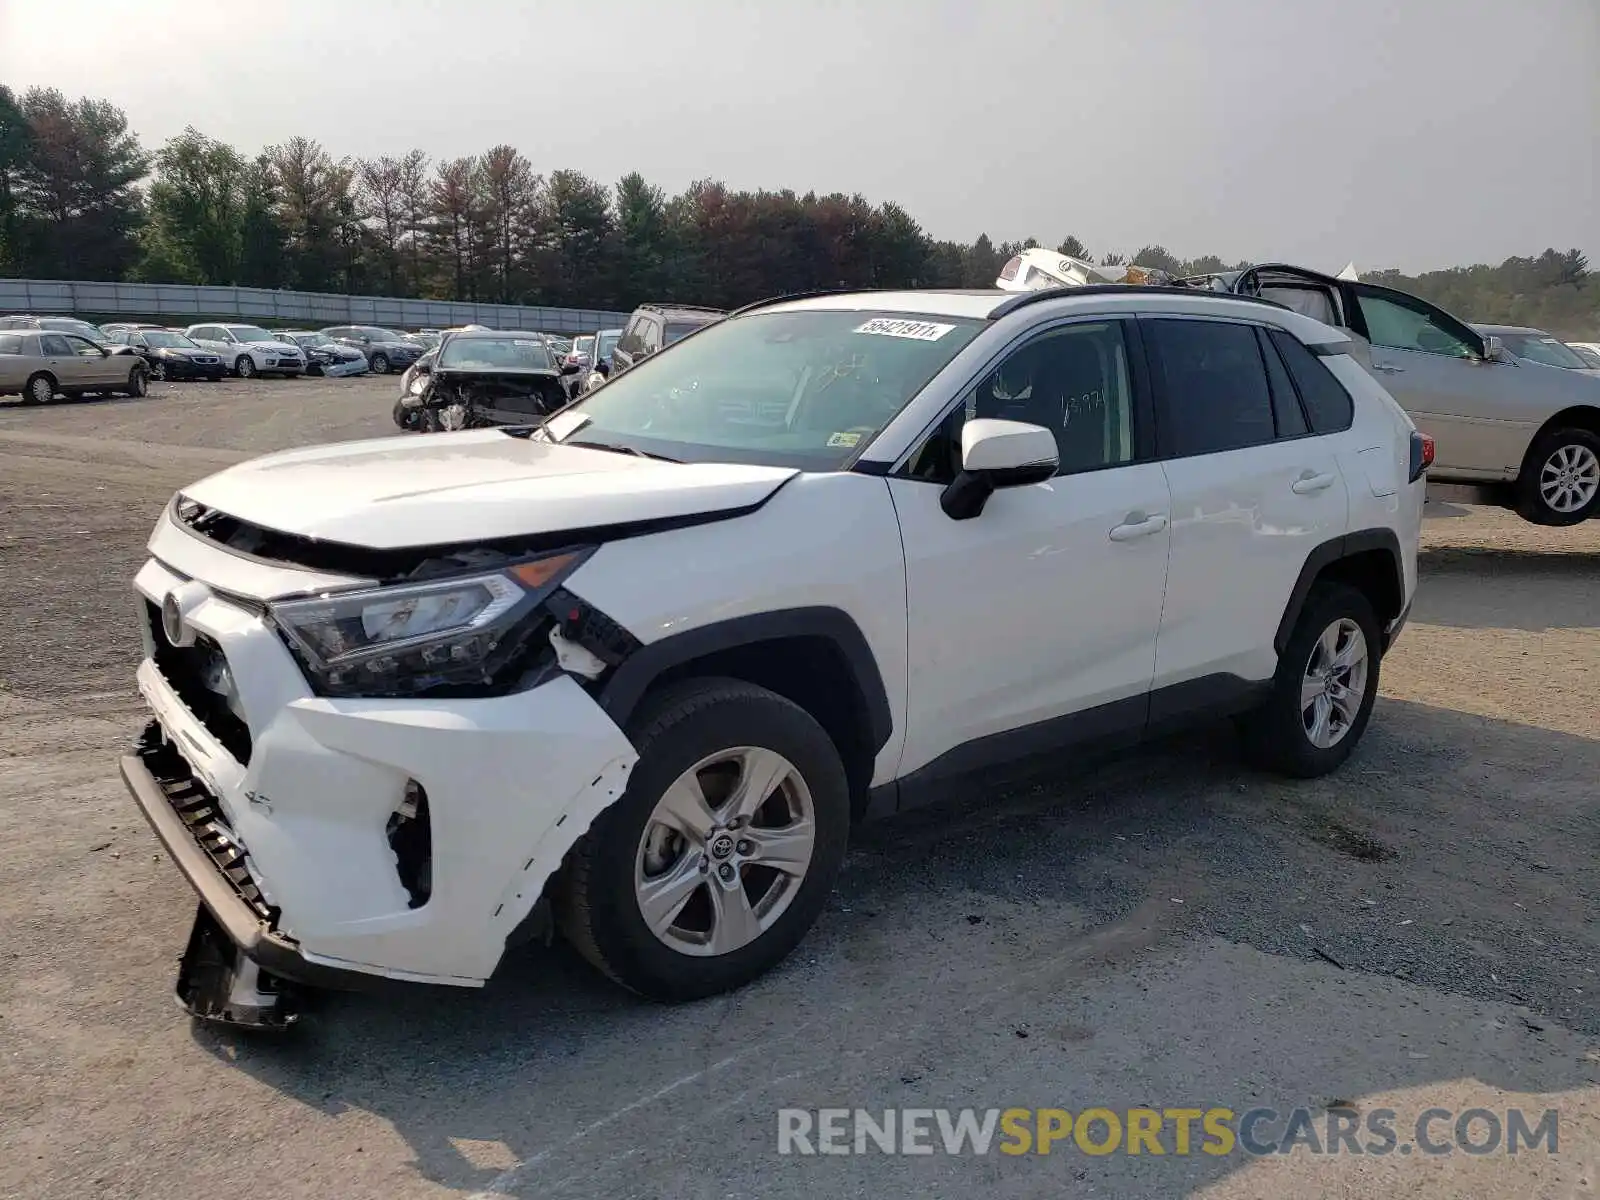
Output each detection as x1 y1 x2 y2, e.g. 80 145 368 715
444 328 547 340
634 303 727 319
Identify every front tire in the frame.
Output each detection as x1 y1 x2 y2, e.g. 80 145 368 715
1239 583 1381 778
234 355 255 379
1515 427 1600 526
149 359 167 381
124 365 149 397
370 352 390 374
558 679 849 1002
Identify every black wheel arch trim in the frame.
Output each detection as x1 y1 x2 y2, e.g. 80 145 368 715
1274 528 1404 656
596 606 894 755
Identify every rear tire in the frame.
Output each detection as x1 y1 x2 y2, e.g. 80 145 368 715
1239 583 1381 778
22 372 55 405
1515 426 1600 526
558 678 849 1002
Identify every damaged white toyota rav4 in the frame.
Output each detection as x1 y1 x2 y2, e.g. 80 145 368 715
123 285 1426 1025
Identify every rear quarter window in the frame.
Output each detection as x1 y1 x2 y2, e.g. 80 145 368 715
0 334 22 354
1268 329 1355 433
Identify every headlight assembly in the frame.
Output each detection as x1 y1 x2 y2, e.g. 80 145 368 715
268 548 593 697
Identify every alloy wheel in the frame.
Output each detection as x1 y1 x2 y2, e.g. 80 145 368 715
1301 618 1368 749
634 746 816 957
1539 444 1600 514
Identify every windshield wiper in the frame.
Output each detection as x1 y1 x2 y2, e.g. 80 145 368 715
565 438 682 463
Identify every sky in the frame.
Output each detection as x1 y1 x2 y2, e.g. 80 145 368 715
1 0 1595 275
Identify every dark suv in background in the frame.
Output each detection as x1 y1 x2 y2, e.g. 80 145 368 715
319 325 426 375
609 303 725 374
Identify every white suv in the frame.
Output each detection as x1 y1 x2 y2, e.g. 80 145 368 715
184 323 306 378
123 287 1425 1021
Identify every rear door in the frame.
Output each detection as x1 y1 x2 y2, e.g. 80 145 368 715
38 333 88 387
1350 284 1522 475
1145 316 1350 699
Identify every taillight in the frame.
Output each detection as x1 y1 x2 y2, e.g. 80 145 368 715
1408 430 1435 482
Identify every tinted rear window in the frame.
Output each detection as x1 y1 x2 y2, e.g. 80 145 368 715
1148 319 1277 456
1269 329 1355 433
665 320 711 344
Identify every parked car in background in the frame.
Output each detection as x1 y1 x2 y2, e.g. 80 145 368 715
1469 324 1600 377
279 331 369 377
120 285 1423 1013
578 327 624 395
318 326 425 375
100 322 171 337
406 330 442 350
404 329 567 431
184 323 306 378
0 314 114 344
0 329 150 403
558 334 594 397
1173 263 1600 525
611 304 726 375
1569 343 1600 369
103 328 225 381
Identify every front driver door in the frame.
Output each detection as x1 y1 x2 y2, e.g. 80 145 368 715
1351 284 1524 475
63 334 119 385
885 316 1172 782
38 333 88 388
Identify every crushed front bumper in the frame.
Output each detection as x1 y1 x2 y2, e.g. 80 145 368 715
127 555 639 988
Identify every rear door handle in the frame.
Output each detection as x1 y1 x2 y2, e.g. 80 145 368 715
1292 472 1337 494
1109 513 1168 542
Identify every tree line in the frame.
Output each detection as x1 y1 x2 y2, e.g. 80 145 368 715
0 84 1592 335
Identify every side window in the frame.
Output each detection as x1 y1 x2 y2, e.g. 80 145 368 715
40 333 74 356
905 321 1137 482
1269 329 1356 433
1354 288 1475 359
640 318 663 354
1256 329 1309 437
1146 318 1276 456
65 335 102 356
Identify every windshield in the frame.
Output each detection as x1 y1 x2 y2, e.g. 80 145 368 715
289 332 331 347
550 309 984 468
230 326 276 343
144 331 198 349
438 336 554 371
1498 332 1588 370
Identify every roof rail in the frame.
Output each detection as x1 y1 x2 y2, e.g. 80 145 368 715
634 301 728 315
987 283 1288 320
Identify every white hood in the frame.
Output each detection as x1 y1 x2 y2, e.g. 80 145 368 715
182 429 797 549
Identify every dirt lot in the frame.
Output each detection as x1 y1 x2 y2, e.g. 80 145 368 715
0 376 1596 1199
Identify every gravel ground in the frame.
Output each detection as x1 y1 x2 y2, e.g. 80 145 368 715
0 377 1595 1199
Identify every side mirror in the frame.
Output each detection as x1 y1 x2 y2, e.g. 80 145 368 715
1482 335 1510 363
940 419 1059 520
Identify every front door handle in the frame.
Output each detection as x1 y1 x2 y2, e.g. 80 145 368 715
1372 363 1404 374
1109 512 1168 542
1292 472 1337 494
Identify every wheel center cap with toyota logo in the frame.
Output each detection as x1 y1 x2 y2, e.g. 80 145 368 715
160 581 210 647
710 833 736 860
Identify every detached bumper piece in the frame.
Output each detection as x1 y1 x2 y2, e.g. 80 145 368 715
176 903 300 1030
122 721 385 1029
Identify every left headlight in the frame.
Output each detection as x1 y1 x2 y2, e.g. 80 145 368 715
268 548 593 698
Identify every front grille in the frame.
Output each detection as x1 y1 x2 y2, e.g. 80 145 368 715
137 723 278 926
144 600 254 765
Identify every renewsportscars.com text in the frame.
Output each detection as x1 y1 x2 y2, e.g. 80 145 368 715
776 1106 1559 1157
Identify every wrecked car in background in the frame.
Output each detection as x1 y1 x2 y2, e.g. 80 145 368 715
396 329 568 432
995 247 1173 292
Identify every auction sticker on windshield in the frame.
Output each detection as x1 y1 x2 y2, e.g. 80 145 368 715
854 318 956 341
